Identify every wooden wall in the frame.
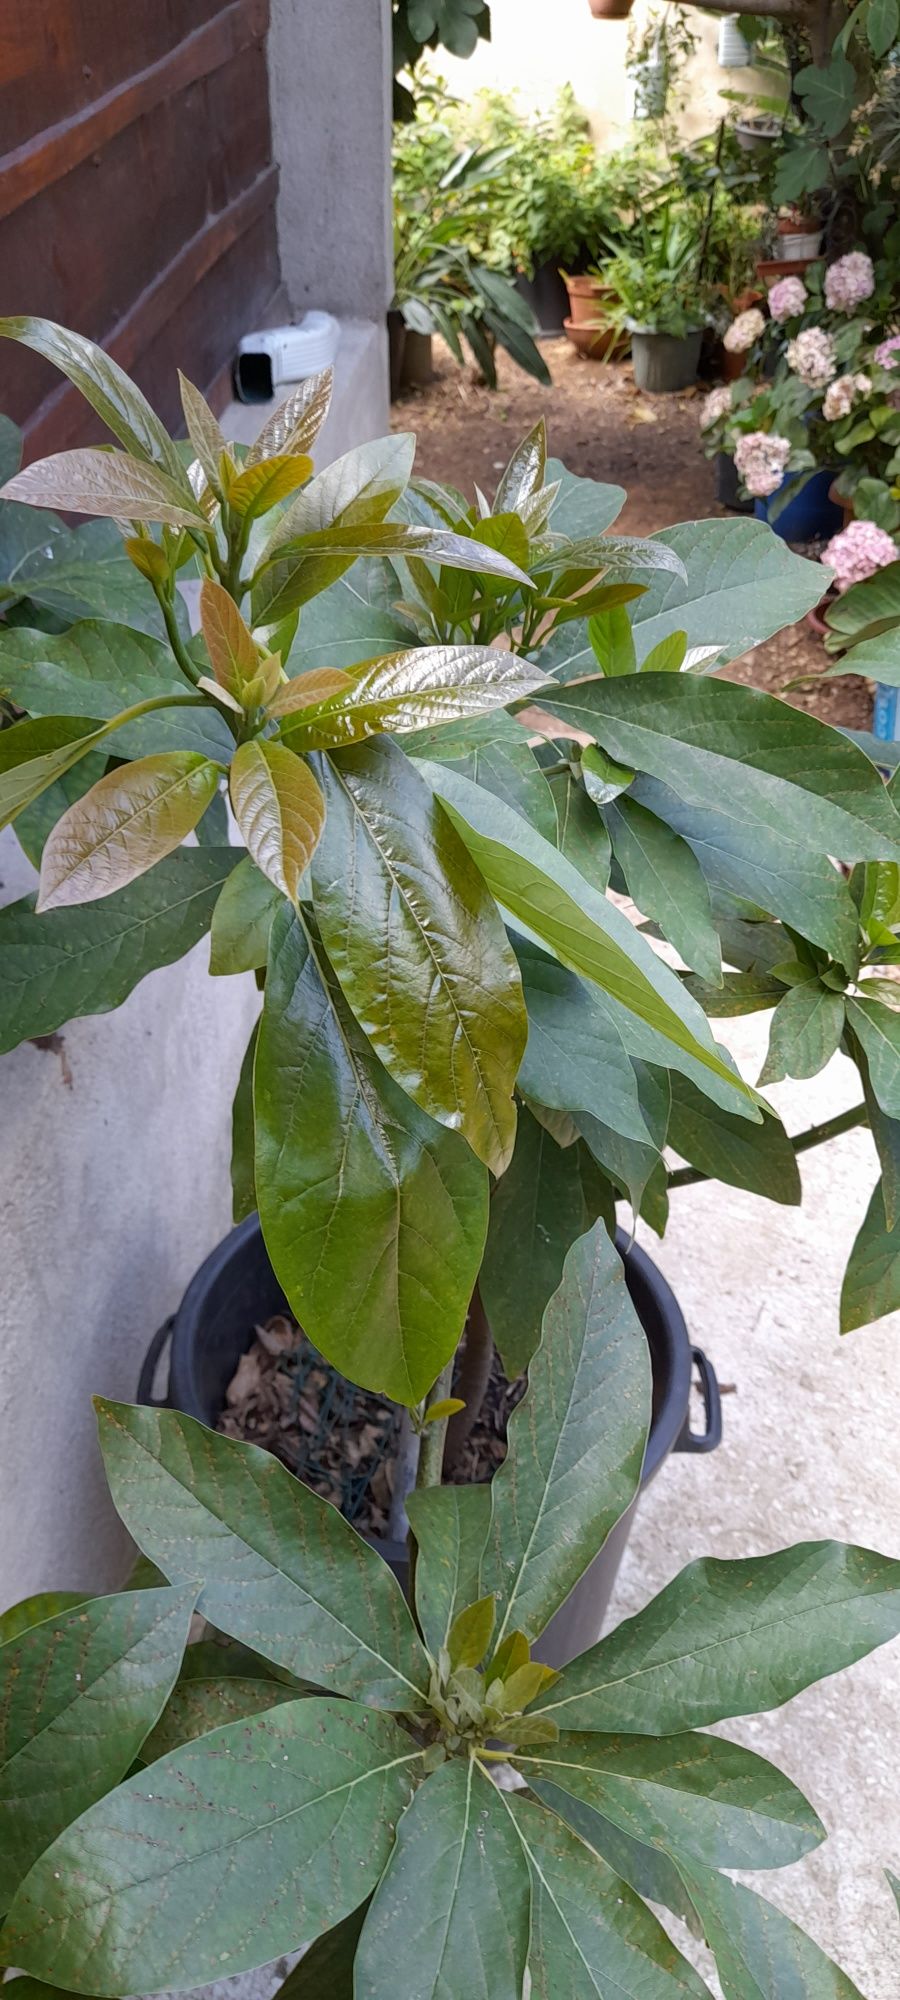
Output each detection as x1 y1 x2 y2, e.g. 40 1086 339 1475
0 0 283 456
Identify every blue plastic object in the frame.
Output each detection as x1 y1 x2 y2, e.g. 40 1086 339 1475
754 467 843 542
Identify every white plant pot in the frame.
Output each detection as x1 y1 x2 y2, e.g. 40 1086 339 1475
718 14 751 64
778 229 822 260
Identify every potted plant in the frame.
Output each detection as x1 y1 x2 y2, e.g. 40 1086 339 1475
603 203 710 390
464 87 600 335
626 3 698 121
3 320 900 1990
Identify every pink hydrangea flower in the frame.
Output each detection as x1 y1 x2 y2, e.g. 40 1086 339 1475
724 307 765 354
824 251 875 311
822 372 871 420
822 519 897 591
733 430 792 498
699 384 733 430
767 276 807 323
786 326 837 387
874 333 900 369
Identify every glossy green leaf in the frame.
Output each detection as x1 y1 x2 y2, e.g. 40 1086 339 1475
273 1900 368 1999
625 518 825 666
286 560 415 674
229 739 324 901
355 1758 530 2000
0 716 108 830
506 1793 711 2000
141 1675 295 1761
0 620 232 760
887 1867 900 1919
795 52 857 136
252 433 416 618
760 981 846 1084
546 458 626 541
0 317 189 488
679 1864 866 2000
495 417 547 513
417 761 755 1112
310 738 524 1171
518 1730 822 1871
579 1110 663 1225
516 937 651 1144
530 1782 701 1932
283 644 545 750
0 847 239 1054
481 1220 651 1647
641 630 688 673
548 768 611 885
209 856 284 976
585 605 637 681
473 511 530 574
0 1586 193 1907
2 448 207 528
246 368 334 467
581 743 635 804
667 1074 801 1205
178 372 227 494
37 751 221 911
255 907 489 1403
96 1397 431 1707
5 1697 420 1996
533 1542 900 1735
0 1592 88 1646
541 674 900 863
447 1594 496 1668
407 712 558 842
840 1177 900 1331
5 516 182 639
846 998 900 1117
267 666 354 720
630 775 860 971
479 1103 600 1376
683 971 786 1017
231 1021 258 1224
606 796 721 984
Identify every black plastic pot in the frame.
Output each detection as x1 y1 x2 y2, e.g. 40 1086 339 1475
514 263 569 336
714 451 754 515
139 1217 721 1664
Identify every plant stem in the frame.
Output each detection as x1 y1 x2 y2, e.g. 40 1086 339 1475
668 1100 868 1189
156 588 202 689
444 1289 493 1472
416 1358 456 1490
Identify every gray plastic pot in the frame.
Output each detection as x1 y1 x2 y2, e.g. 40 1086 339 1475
631 327 703 394
139 1217 721 1668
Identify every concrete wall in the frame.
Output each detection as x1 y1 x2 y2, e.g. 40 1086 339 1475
440 0 768 151
267 0 394 322
0 832 259 1607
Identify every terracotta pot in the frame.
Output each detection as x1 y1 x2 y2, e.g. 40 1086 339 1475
721 347 748 382
756 255 819 283
565 272 614 326
805 599 832 639
588 0 635 16
563 316 629 362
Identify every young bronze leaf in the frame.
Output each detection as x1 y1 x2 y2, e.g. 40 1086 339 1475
267 666 354 718
354 1759 530 2000
480 1220 651 1647
310 738 526 1172
245 367 334 466
0 317 189 488
281 644 546 749
229 740 325 901
2 449 208 529
0 1586 194 1909
178 372 227 493
199 577 260 698
4 1699 421 1997
37 752 221 910
255 907 489 1404
0 715 108 830
95 1398 431 1708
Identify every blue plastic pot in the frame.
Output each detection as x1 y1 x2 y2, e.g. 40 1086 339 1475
754 468 843 542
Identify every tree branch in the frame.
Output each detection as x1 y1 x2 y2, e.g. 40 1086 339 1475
687 0 814 19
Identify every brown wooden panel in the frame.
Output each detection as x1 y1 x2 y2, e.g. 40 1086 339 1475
0 3 278 455
0 1 228 154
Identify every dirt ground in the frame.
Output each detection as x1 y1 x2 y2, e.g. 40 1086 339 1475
392 338 870 731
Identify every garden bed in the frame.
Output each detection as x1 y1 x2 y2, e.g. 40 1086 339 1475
393 338 870 732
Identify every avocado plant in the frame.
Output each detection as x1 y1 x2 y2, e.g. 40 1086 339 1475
2 1222 899 1998
1 319 900 1388
1 321 900 1995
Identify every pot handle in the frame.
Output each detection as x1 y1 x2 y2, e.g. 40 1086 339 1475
136 1316 174 1408
676 1344 722 1454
